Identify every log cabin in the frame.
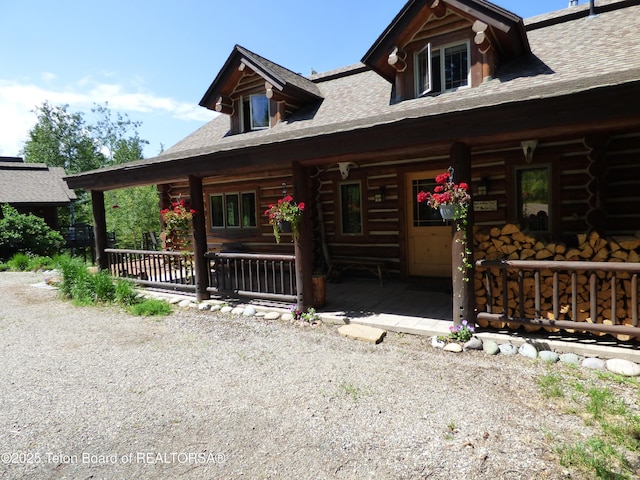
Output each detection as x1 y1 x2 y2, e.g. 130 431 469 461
66 0 640 340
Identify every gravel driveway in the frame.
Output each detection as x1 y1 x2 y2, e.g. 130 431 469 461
0 272 598 479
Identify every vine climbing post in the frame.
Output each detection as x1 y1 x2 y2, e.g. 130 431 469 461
450 142 475 326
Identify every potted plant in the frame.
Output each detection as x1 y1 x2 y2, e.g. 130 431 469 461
417 171 472 281
416 171 470 220
161 198 196 250
264 194 305 244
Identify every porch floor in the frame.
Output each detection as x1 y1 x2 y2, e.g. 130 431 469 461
323 275 453 318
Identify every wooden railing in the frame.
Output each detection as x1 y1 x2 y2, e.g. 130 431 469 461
207 252 297 302
475 259 640 338
105 249 298 302
106 248 196 292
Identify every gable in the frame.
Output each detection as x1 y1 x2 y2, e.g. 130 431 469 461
362 0 529 87
198 45 323 132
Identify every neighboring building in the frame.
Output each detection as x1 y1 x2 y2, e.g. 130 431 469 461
0 157 76 229
67 0 640 336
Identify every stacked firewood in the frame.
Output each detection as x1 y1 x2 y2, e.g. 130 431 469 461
473 224 640 340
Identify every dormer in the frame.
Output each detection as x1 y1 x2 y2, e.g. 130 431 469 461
362 0 530 103
199 45 324 135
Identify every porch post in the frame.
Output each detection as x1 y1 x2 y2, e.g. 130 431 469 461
91 189 108 270
450 142 475 325
292 162 314 310
188 175 210 301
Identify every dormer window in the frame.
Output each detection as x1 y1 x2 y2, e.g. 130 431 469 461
242 94 270 131
415 42 470 97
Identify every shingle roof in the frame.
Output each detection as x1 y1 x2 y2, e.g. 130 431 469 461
66 0 640 186
0 161 76 204
161 0 640 160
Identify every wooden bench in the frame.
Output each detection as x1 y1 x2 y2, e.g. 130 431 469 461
327 256 385 287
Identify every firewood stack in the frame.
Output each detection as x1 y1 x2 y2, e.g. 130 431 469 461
474 224 640 341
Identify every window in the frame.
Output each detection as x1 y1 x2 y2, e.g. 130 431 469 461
210 192 257 229
415 42 469 97
242 94 270 131
412 178 447 226
340 182 362 234
517 168 550 232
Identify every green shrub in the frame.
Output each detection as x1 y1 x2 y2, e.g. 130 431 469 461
129 298 172 316
0 204 65 259
114 279 138 306
91 270 116 303
6 252 31 271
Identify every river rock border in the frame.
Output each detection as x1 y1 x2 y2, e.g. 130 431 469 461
431 335 640 377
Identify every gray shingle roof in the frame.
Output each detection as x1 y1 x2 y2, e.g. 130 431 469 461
160 0 640 161
66 0 640 185
0 161 76 204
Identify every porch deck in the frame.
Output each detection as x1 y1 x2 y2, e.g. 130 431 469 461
321 276 452 320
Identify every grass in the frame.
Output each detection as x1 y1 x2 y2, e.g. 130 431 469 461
337 381 365 402
129 298 172 317
537 366 640 479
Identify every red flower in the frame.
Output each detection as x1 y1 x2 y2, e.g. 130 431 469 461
434 185 444 193
459 182 469 191
298 202 305 211
416 191 430 203
435 173 450 184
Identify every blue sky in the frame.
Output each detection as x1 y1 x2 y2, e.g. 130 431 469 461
0 0 572 159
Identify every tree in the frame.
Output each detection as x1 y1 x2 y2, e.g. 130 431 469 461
22 102 104 174
22 102 160 247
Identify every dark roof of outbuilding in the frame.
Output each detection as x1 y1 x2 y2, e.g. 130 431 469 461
0 160 76 204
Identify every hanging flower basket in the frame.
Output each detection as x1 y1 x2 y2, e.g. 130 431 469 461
439 204 456 220
265 195 305 244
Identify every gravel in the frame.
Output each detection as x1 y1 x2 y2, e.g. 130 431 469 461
0 272 600 479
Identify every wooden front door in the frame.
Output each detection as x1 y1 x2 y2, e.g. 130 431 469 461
406 171 452 277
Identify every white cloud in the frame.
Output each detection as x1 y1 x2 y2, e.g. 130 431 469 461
0 77 216 157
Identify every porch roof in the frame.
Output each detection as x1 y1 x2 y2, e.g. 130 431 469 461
66 0 640 191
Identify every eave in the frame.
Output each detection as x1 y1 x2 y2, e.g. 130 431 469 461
66 78 640 192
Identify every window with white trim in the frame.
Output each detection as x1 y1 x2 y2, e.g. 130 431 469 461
210 192 257 229
415 41 470 97
241 94 270 131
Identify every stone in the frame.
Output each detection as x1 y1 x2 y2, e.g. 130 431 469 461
243 306 257 317
231 307 245 316
463 336 483 351
210 304 222 312
264 312 281 320
443 342 463 353
198 303 211 311
482 340 500 355
606 358 640 377
431 336 446 349
281 313 294 322
338 324 386 344
559 353 580 366
254 311 266 318
178 299 194 308
499 343 518 356
539 351 559 363
582 357 606 370
220 306 233 314
519 343 538 359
